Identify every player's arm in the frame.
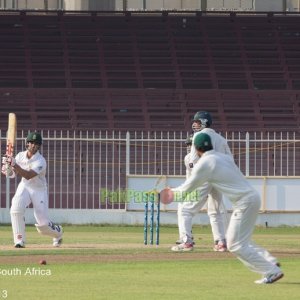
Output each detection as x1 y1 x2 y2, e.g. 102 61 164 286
13 164 37 180
172 159 210 196
184 154 192 179
3 155 38 180
189 132 201 167
161 161 210 204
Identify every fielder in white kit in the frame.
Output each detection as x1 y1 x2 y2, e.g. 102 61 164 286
169 132 283 284
173 111 229 252
2 132 63 248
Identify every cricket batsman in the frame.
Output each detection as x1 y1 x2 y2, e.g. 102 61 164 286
2 132 63 248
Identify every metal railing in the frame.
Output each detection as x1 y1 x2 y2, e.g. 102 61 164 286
1 130 300 209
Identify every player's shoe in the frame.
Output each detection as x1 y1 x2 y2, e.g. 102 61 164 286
15 241 25 248
171 242 194 252
176 237 195 245
254 271 284 284
53 226 63 247
53 237 63 247
213 240 227 252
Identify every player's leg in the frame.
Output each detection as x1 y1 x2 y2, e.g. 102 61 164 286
207 189 227 251
248 241 279 265
176 202 184 244
171 196 207 251
35 223 63 247
10 184 31 248
226 193 283 283
31 190 63 247
180 201 204 242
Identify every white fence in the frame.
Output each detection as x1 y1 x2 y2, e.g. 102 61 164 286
1 130 300 212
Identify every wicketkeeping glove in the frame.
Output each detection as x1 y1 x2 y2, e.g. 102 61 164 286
1 164 15 178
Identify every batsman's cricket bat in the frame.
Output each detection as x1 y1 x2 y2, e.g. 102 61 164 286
6 113 17 157
5 113 17 211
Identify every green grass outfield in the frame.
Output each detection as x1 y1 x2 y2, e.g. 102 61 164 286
0 225 299 300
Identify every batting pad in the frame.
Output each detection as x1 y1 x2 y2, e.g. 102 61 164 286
35 223 62 238
10 211 26 244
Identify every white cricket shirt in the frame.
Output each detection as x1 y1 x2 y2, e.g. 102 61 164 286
15 150 47 189
174 150 258 206
189 128 233 166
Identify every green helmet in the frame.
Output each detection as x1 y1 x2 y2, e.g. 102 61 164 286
192 111 212 127
26 132 43 145
194 133 212 151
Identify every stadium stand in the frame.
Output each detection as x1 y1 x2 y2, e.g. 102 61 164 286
0 11 299 132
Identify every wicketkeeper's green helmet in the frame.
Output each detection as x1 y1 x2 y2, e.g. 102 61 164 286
26 132 43 145
192 111 212 127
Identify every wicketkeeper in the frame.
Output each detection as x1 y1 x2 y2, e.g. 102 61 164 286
172 111 229 252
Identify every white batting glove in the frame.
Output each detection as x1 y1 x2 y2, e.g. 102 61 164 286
1 164 5 176
2 155 16 167
1 164 15 178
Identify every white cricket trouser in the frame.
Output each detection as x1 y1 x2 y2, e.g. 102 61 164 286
177 202 183 239
226 193 280 275
10 182 50 244
207 189 227 242
178 183 227 243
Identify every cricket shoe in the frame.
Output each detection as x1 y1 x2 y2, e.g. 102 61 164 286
53 226 63 247
171 242 194 252
15 241 25 248
53 237 63 247
213 241 227 252
254 271 284 284
176 237 195 245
